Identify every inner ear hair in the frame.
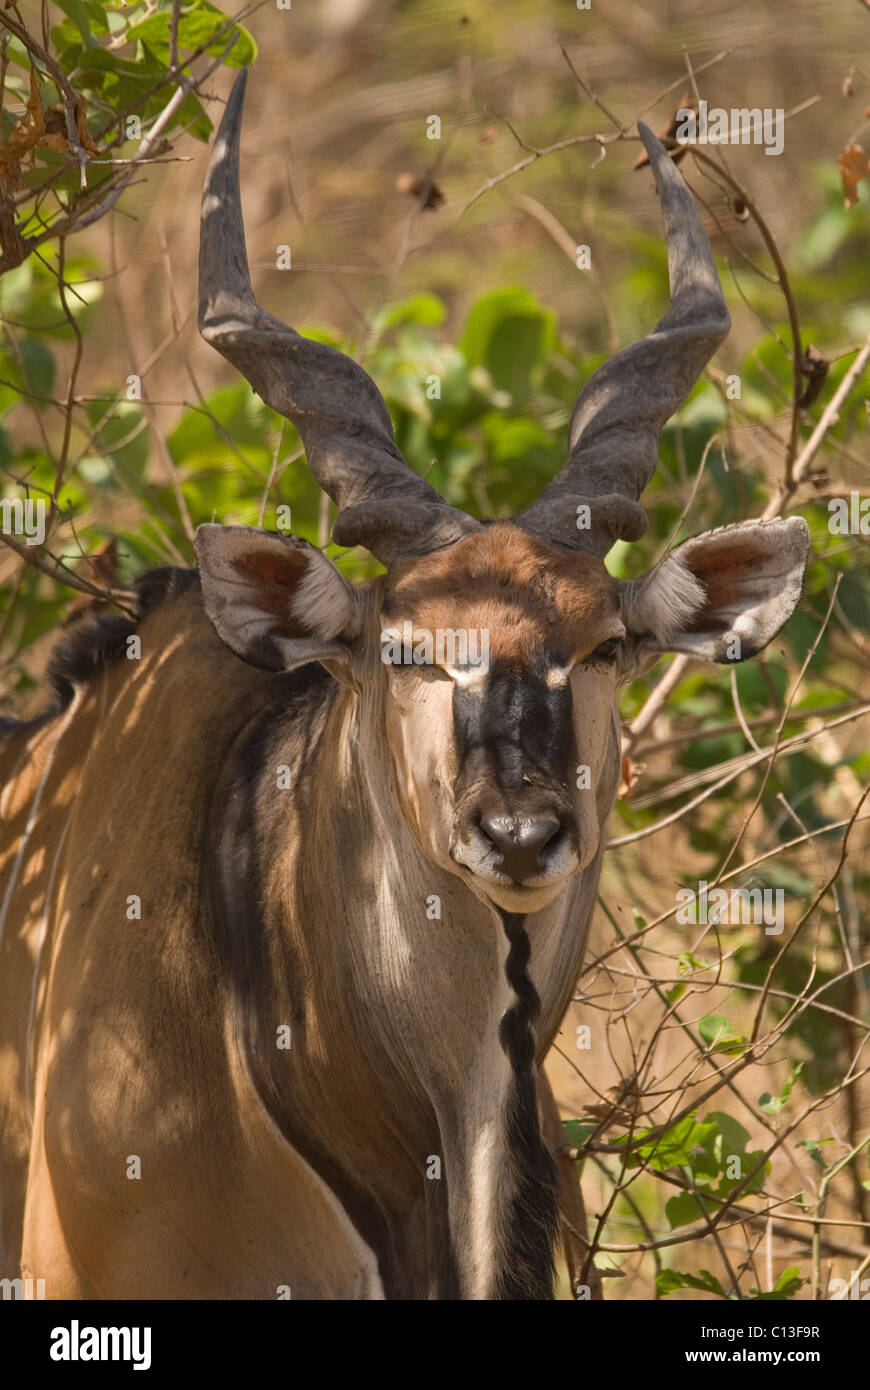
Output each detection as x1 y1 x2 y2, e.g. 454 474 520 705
195 524 361 672
622 553 707 645
292 550 361 641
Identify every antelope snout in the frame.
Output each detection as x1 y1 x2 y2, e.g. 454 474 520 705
451 790 579 893
477 812 566 884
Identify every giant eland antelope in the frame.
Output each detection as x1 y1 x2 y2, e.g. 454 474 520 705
0 70 808 1300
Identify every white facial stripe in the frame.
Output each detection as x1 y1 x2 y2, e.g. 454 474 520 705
545 666 570 688
447 664 489 691
546 626 626 684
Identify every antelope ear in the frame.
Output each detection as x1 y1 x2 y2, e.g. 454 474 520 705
195 525 361 672
624 517 810 663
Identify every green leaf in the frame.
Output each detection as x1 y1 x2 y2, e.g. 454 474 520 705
620 1113 718 1173
749 1266 806 1300
707 1111 750 1156
85 400 149 478
604 538 633 578
753 862 813 897
74 45 165 80
0 339 56 406
796 1137 834 1170
795 202 852 271
562 1119 595 1151
480 413 552 463
665 1192 708 1230
699 1015 745 1051
678 951 708 977
124 12 172 45
54 0 100 44
128 3 257 68
656 1268 733 1299
735 659 787 713
759 1062 805 1116
373 293 446 331
77 455 114 486
459 287 555 399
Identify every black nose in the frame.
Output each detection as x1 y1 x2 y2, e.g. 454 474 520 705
479 813 563 884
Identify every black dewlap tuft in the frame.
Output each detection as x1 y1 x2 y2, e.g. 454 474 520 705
495 911 559 1300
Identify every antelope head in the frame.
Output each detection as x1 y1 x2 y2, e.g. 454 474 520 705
196 71 809 914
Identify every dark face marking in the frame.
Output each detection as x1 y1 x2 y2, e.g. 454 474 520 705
453 661 573 796
451 660 578 885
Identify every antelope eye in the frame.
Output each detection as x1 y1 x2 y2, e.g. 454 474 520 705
587 637 622 662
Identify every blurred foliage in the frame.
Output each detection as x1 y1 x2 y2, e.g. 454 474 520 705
0 1 254 272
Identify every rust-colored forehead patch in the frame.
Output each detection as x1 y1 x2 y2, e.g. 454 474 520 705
381 523 622 666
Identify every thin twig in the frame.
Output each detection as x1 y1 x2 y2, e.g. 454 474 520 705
763 331 870 518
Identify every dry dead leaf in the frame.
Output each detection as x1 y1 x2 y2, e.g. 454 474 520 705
634 95 694 169
618 753 643 798
584 1072 644 1126
63 540 121 620
0 66 45 188
87 539 119 587
0 69 96 190
44 100 97 155
74 96 98 156
395 172 445 211
797 343 830 409
837 143 870 209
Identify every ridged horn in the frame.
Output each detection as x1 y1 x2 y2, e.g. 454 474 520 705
518 121 730 555
198 68 481 567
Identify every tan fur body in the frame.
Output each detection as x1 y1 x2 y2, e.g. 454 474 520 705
0 573 617 1298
